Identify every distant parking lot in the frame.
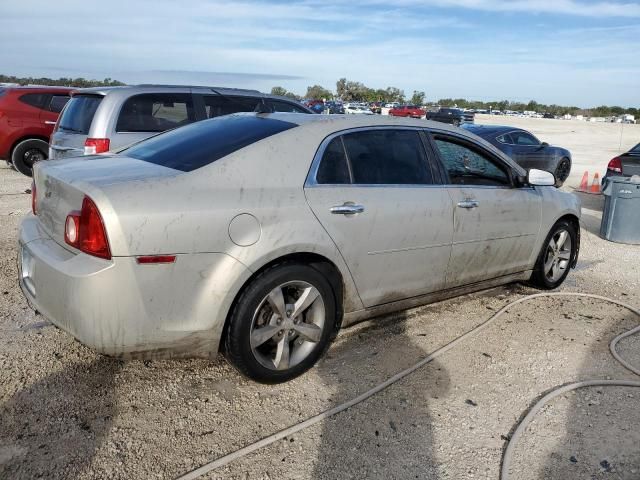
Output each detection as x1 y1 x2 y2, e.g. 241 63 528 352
474 114 640 188
1 115 639 479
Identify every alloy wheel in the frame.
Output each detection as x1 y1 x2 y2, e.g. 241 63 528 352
543 229 572 282
250 281 325 371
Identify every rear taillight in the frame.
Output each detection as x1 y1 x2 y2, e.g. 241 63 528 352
84 138 110 155
65 196 111 259
31 182 37 215
607 156 622 173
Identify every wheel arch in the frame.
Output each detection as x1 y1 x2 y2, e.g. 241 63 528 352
219 252 346 353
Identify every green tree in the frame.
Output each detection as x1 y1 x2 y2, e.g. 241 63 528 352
305 84 333 100
410 90 425 106
270 86 289 96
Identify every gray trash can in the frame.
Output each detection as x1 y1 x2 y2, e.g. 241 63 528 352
600 176 640 244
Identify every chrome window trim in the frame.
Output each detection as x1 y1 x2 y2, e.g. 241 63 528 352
305 126 437 188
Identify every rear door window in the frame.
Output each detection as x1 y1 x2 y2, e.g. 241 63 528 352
269 100 308 113
124 115 297 172
57 95 103 134
203 95 259 118
116 93 195 132
316 137 351 184
48 95 70 113
341 129 433 185
19 93 48 109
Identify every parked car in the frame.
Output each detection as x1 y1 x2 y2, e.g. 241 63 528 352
426 107 474 126
0 85 72 176
49 85 312 160
603 142 640 185
388 105 425 118
325 101 345 114
369 102 383 114
21 114 580 383
344 104 374 115
463 124 572 185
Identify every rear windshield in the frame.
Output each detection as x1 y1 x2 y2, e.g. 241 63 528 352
123 115 297 172
58 95 103 134
631 143 640 153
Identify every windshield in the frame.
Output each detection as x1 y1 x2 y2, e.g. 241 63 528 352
124 114 297 172
57 95 103 134
631 143 640 153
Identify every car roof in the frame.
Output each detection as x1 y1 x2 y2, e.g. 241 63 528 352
71 84 263 97
259 112 475 133
2 85 74 93
258 113 526 175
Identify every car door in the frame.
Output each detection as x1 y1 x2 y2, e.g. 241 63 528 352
304 127 454 308
427 130 542 287
509 130 548 169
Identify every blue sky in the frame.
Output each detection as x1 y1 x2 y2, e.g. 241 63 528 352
1 0 638 106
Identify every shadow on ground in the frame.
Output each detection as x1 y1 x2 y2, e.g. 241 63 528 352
311 311 450 479
0 358 122 479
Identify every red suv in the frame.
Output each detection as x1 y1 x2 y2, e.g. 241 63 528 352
0 86 72 176
388 105 425 118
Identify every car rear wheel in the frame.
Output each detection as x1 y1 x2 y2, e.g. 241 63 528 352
554 157 571 185
530 220 576 289
11 139 49 177
224 262 337 383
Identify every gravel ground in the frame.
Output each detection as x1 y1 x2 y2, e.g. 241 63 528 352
0 141 639 480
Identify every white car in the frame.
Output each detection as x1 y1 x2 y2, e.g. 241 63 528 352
344 104 374 115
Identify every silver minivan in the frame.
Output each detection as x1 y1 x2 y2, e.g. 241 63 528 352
49 85 312 159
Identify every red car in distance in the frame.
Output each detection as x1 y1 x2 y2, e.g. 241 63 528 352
0 85 72 176
388 105 425 118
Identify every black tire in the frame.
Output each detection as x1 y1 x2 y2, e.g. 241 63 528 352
11 139 48 177
529 220 577 290
224 262 337 383
554 157 571 186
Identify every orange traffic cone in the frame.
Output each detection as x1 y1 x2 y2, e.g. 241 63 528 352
578 171 589 192
590 172 601 194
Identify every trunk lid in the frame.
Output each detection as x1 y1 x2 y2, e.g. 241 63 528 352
621 153 640 177
34 155 179 248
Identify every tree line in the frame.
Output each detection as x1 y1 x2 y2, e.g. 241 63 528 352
271 78 638 117
2 73 634 117
0 74 125 88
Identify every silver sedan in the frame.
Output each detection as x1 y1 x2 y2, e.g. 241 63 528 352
19 114 581 383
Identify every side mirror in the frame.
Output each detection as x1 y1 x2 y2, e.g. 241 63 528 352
541 141 549 147
528 168 555 186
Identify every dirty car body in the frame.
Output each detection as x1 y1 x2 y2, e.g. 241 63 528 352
19 114 581 382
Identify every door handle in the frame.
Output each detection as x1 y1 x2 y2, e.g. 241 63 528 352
44 121 57 125
330 203 365 215
457 200 479 209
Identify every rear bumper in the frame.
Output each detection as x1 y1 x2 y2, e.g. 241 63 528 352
18 215 251 359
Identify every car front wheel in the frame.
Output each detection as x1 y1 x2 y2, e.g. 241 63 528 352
554 157 571 185
530 220 577 289
224 262 337 383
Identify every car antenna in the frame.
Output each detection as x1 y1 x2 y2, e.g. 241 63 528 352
254 94 272 115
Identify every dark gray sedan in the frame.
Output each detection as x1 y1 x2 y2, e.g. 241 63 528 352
463 125 572 185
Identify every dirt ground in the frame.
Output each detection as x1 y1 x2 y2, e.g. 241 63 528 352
1 117 639 480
